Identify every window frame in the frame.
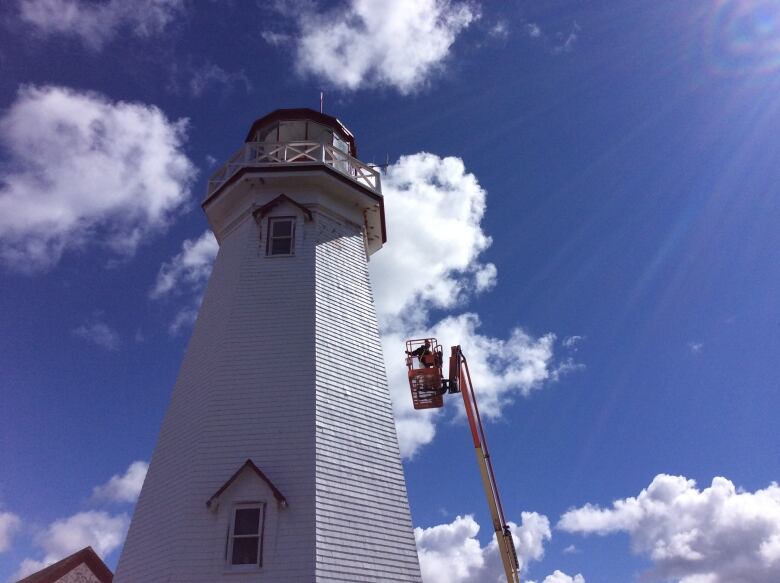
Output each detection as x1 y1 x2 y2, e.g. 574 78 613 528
226 502 267 570
266 216 296 257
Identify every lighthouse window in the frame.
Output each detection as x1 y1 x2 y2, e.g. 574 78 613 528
267 217 295 256
228 504 266 566
278 120 306 142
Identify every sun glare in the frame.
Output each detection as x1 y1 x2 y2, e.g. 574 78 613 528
710 0 780 74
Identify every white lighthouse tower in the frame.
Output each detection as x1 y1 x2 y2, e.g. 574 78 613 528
115 109 422 582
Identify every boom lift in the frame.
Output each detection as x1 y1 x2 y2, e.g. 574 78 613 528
405 339 521 583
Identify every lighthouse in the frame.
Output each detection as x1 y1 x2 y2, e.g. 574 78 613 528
115 109 422 582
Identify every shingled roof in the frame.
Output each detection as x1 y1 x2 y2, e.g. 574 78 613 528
15 546 112 583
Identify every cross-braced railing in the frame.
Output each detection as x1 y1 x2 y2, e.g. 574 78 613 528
207 141 381 197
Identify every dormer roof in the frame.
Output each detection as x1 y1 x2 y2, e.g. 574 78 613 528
206 459 288 509
252 194 313 222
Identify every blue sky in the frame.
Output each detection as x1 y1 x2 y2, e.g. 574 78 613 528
2 1 780 582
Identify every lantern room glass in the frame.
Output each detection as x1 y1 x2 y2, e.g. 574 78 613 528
254 120 349 154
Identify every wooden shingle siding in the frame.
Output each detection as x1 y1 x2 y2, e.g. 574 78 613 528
116 187 420 581
314 214 422 581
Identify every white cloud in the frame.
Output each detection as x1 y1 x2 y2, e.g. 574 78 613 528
150 230 218 334
562 543 580 554
523 21 580 55
0 85 195 272
150 230 218 299
415 512 551 583
19 0 184 50
558 474 780 583
14 511 129 579
291 0 478 93
371 154 573 458
72 320 121 351
562 335 584 349
525 23 542 38
13 462 149 578
0 512 21 552
371 153 494 331
527 572 586 583
688 341 704 354
167 60 251 99
166 306 198 335
187 63 251 98
148 153 575 454
91 461 148 503
261 30 292 46
489 20 509 40
553 22 580 54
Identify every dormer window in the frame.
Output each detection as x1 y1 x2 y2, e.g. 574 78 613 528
267 217 295 256
228 503 266 567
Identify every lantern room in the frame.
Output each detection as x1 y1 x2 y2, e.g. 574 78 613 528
246 109 357 156
246 108 357 157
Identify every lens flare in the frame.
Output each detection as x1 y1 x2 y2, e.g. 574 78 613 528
709 0 780 74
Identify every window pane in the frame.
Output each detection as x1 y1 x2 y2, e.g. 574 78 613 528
333 133 348 153
278 121 306 142
271 237 292 255
308 122 330 143
234 509 260 535
272 220 292 237
231 536 259 565
256 123 277 143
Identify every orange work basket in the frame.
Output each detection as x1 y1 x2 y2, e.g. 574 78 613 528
405 338 444 410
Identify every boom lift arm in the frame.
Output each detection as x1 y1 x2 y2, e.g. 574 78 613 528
448 346 521 583
404 338 520 582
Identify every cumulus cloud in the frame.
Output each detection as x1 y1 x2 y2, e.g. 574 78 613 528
527 572 586 583
72 320 121 351
13 462 149 578
415 512 551 583
18 0 184 50
371 154 575 457
0 85 195 272
14 511 129 579
91 461 148 503
371 153 494 330
149 153 575 454
151 230 218 299
150 230 218 334
0 511 21 552
558 474 780 583
284 0 478 93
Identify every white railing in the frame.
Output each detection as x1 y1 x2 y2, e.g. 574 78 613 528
207 141 381 197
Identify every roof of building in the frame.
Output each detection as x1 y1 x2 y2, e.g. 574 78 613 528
206 459 288 509
15 546 113 583
252 194 313 222
244 108 357 157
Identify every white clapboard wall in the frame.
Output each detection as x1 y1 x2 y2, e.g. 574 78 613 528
115 163 422 582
